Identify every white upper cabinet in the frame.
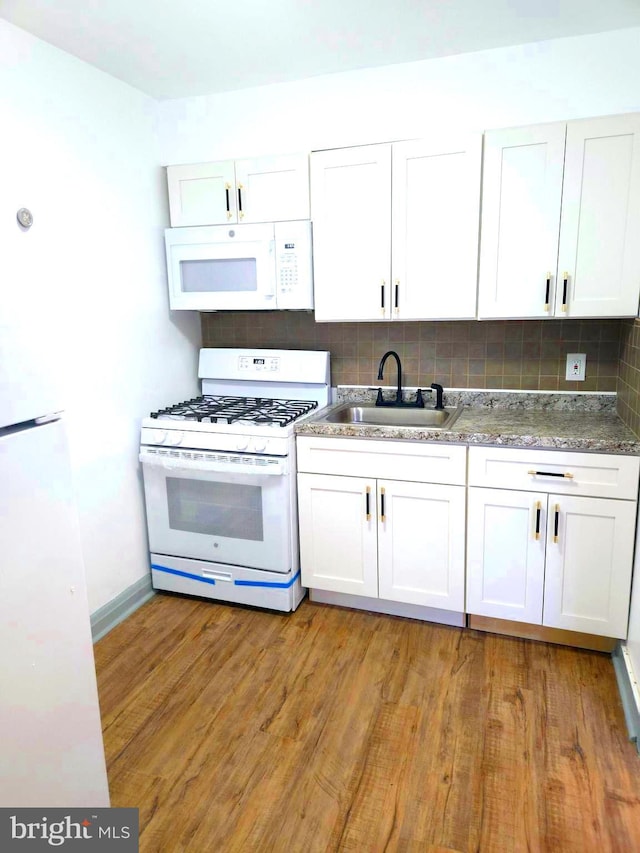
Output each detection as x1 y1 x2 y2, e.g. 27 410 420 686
557 114 640 317
479 113 640 319
311 144 391 321
478 123 566 319
392 136 481 320
168 160 237 227
234 155 310 224
311 136 481 322
167 153 310 227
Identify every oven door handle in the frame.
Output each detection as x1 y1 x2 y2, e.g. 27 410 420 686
139 452 287 476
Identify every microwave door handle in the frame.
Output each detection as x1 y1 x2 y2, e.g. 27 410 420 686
264 239 276 299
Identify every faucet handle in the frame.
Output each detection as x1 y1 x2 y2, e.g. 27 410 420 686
375 387 384 406
414 389 425 408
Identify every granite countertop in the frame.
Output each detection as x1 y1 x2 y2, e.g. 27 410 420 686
296 388 640 455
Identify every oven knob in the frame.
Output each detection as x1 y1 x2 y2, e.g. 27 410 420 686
172 432 185 446
155 431 168 445
236 439 249 451
252 439 267 453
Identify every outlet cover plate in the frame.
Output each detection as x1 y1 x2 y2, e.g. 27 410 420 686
566 353 586 381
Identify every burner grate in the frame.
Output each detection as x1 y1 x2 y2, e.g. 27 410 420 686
150 395 318 427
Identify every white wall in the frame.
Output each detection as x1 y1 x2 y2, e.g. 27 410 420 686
158 26 640 163
0 20 201 612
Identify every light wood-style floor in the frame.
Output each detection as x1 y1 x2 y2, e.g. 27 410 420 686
95 593 640 852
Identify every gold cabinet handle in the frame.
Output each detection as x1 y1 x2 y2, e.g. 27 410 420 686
393 279 400 315
553 504 560 543
544 272 551 311
380 486 386 522
365 486 371 521
534 501 542 540
237 182 244 220
225 182 233 220
561 272 569 312
380 280 386 316
527 470 574 479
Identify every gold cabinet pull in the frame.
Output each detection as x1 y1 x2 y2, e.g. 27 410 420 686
528 469 574 479
380 280 386 316
553 504 560 543
380 486 386 522
237 183 244 220
393 279 400 315
561 272 569 312
544 272 551 311
225 182 233 220
534 501 542 540
365 486 371 521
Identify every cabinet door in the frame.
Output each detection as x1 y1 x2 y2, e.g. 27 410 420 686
392 135 481 320
378 480 465 610
556 114 640 317
467 487 546 622
234 154 310 223
297 473 378 597
310 145 391 321
543 495 637 637
478 123 566 319
167 161 237 226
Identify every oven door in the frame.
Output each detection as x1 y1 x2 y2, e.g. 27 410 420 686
165 224 277 311
140 449 292 572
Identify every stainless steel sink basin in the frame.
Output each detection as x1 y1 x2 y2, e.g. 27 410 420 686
323 403 463 429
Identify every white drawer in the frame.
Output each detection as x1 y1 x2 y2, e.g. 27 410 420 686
468 446 640 500
296 436 467 485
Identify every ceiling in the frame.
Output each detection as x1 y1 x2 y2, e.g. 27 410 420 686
2 0 640 101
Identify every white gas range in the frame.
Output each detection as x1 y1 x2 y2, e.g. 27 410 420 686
139 348 330 611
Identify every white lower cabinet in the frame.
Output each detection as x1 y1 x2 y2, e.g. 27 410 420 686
467 448 640 639
543 494 636 635
377 480 465 609
466 487 546 624
297 473 378 597
296 438 466 611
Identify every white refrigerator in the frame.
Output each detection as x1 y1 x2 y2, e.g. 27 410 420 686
0 200 110 805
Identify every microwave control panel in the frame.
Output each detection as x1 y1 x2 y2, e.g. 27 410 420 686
274 221 314 310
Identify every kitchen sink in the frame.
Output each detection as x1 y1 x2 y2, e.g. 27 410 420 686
323 403 463 429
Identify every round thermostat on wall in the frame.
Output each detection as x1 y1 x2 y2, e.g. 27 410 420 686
16 208 33 229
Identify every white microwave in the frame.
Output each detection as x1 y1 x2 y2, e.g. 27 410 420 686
164 221 313 311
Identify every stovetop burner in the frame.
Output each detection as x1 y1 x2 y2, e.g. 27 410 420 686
150 395 318 427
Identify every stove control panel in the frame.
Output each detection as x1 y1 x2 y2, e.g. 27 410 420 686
140 426 290 457
238 355 280 373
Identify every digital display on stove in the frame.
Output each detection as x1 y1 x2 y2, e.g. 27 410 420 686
253 358 265 365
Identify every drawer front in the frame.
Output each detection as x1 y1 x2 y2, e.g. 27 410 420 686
296 437 467 485
468 447 640 500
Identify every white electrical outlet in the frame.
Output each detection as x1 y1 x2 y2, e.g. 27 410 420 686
566 353 586 381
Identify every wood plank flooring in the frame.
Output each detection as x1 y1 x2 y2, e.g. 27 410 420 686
94 593 640 852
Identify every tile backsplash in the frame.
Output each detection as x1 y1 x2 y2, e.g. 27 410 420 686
618 319 640 434
201 313 621 393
